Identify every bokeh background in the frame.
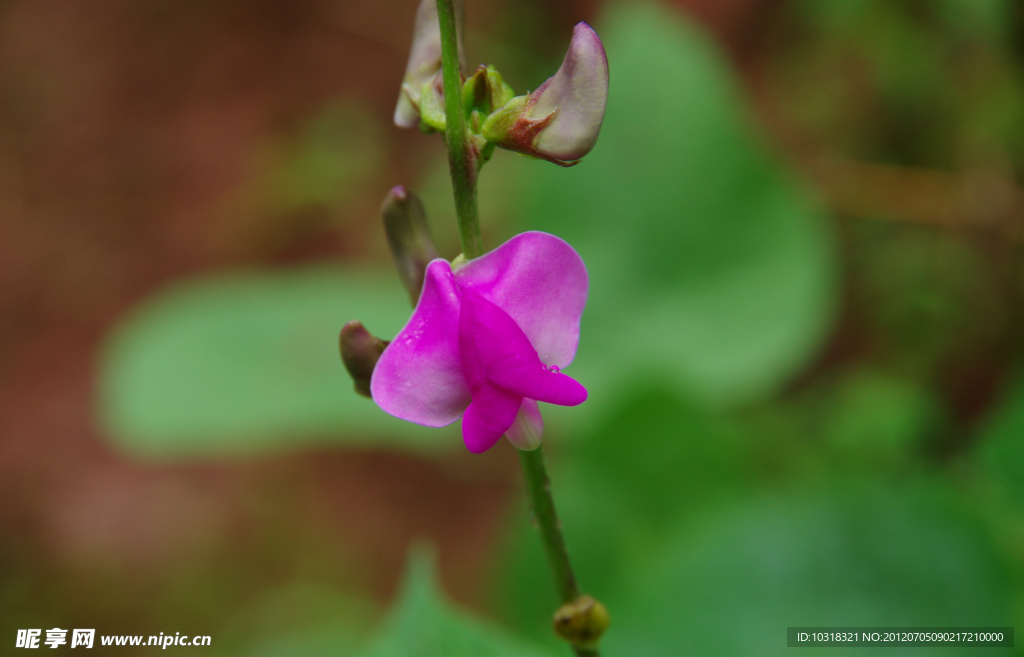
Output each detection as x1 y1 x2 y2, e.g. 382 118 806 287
3 0 1024 654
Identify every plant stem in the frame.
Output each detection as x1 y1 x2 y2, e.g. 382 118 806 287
435 3 596 654
518 448 580 603
519 448 600 657
436 0 482 259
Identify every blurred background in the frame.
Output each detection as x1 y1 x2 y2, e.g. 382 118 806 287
2 0 1024 654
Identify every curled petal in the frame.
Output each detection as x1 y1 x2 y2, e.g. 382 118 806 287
462 383 521 453
505 398 543 451
370 259 471 426
529 22 609 161
456 232 588 369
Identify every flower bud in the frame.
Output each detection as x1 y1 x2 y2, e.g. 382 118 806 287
340 321 389 398
381 186 439 306
462 65 515 133
505 398 543 451
482 23 608 166
552 595 610 649
394 0 466 129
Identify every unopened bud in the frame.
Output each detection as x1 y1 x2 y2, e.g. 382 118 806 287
482 23 608 166
462 65 515 133
382 186 440 306
552 595 610 650
506 398 543 451
340 321 389 398
394 0 466 129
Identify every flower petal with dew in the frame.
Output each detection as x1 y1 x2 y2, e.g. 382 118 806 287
370 231 589 453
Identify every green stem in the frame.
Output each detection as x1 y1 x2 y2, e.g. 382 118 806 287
436 0 482 259
436 3 596 653
520 448 599 657
518 448 580 603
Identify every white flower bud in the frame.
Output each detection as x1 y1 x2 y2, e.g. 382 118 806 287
529 22 609 162
394 0 466 129
481 22 609 165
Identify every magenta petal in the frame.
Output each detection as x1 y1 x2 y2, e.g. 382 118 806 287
457 293 487 392
460 289 588 407
455 232 588 369
462 383 522 453
370 259 471 427
460 289 538 382
493 365 588 407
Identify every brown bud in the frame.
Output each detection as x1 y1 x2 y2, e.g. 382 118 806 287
381 186 440 307
552 595 610 649
339 321 389 398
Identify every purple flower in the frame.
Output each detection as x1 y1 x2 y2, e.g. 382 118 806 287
371 232 589 453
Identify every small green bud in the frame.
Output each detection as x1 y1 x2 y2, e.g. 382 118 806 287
552 595 610 649
381 186 440 307
462 65 516 133
339 321 389 398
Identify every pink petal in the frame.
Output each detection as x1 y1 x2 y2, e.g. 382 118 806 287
460 289 588 407
462 383 522 453
370 259 471 426
505 398 544 451
455 232 588 369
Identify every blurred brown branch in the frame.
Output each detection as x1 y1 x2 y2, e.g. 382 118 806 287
810 157 1023 241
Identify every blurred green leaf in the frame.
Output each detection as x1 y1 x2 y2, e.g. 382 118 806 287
976 379 1024 508
520 3 838 410
361 547 557 657
818 369 946 466
99 267 459 459
604 480 1013 657
214 583 373 657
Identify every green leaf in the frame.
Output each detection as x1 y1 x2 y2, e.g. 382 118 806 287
519 3 838 408
807 368 947 468
360 547 558 657
214 583 374 657
604 480 1013 657
976 379 1024 508
98 267 459 459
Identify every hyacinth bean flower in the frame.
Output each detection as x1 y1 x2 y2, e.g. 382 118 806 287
371 231 588 453
482 22 609 166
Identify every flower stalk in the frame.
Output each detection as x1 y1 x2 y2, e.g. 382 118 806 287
434 1 603 654
436 0 482 259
